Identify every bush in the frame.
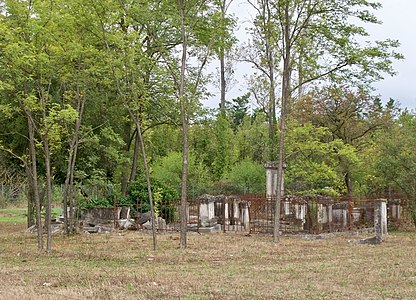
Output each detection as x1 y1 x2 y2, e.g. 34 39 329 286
125 178 179 222
152 151 212 196
77 196 115 210
224 159 265 194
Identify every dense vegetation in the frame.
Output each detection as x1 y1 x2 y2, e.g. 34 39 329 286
0 0 414 251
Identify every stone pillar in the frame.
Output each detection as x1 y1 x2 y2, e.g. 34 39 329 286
242 204 250 229
374 199 388 240
264 161 278 198
317 204 324 224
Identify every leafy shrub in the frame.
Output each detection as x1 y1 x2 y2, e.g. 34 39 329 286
152 151 212 196
125 178 179 222
224 159 265 194
77 196 115 210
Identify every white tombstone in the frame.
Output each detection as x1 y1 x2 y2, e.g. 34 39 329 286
242 204 250 229
264 162 278 198
375 199 388 239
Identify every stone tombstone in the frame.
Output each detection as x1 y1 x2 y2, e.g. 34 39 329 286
241 202 250 229
233 201 240 222
374 199 388 240
389 199 402 220
326 205 333 224
317 204 324 224
351 207 362 224
283 200 290 215
264 161 278 198
295 203 307 224
199 194 217 227
332 202 348 228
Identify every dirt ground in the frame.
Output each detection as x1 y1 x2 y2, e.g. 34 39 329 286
0 222 415 300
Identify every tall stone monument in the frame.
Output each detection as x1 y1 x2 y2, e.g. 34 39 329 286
264 161 278 198
264 161 285 198
374 199 388 240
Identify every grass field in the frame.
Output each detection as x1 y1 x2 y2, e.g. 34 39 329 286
0 210 415 299
0 207 61 224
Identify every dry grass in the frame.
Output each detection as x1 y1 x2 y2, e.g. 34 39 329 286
0 223 415 300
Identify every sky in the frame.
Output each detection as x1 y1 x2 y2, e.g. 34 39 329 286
205 0 416 110
367 0 416 109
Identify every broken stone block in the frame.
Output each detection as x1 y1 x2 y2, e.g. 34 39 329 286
118 218 136 230
157 217 166 230
97 226 112 233
142 217 167 230
136 211 151 225
83 226 99 233
350 236 382 245
81 208 121 224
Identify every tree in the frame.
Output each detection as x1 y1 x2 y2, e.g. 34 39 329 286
243 0 280 160
226 93 251 132
225 159 265 193
285 120 357 196
250 0 403 242
160 0 218 249
212 0 236 113
152 151 211 196
292 86 397 195
0 0 77 252
374 111 416 226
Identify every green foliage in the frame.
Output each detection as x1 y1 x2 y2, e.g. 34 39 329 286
212 113 233 180
0 0 408 217
285 121 358 195
234 113 269 164
224 159 265 194
77 196 115 211
75 126 126 184
152 151 212 196
373 111 416 226
226 93 250 132
125 178 178 221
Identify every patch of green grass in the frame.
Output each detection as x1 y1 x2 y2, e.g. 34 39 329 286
0 208 27 223
0 207 61 224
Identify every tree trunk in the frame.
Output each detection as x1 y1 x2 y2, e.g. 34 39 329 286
68 133 79 234
345 171 353 197
220 50 226 113
129 130 140 182
63 92 85 234
43 137 53 253
178 0 188 249
27 113 43 252
274 3 291 243
265 1 277 161
62 154 72 234
121 121 132 196
133 116 157 250
26 166 35 228
219 0 227 113
40 90 53 253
